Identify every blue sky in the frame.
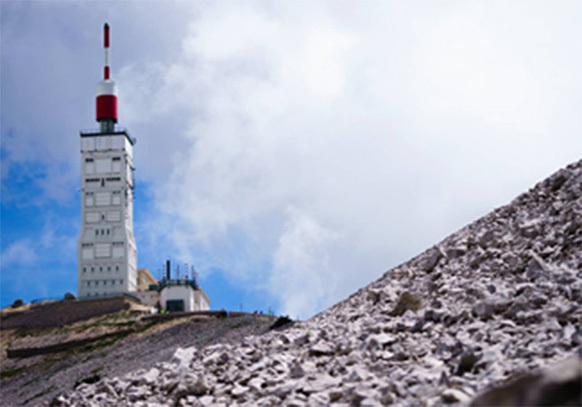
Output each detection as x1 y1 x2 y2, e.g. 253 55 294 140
1 1 581 318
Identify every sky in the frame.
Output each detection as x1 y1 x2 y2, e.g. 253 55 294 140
1 1 581 319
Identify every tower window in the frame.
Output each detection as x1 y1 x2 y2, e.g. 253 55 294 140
91 267 95 273
86 213 99 223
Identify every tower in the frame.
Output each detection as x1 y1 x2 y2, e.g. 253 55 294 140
77 24 137 298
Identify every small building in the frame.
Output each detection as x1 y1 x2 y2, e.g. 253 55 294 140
132 268 160 308
159 279 210 312
137 268 157 291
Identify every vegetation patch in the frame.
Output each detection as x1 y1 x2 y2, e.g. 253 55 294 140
82 332 129 353
136 319 162 333
11 299 24 309
0 365 28 379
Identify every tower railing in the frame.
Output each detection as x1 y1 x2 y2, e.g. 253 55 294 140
80 127 129 135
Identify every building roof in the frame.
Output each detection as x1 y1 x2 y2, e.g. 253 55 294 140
158 279 211 304
137 268 158 291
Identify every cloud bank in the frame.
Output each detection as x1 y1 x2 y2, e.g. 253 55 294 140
118 2 581 317
2 1 581 317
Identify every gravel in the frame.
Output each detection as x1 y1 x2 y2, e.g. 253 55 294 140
0 315 275 406
50 160 582 406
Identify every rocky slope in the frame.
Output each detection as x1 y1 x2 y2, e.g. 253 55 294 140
0 313 276 406
55 160 581 406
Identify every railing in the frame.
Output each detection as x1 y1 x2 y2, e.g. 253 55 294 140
157 279 199 291
79 128 136 145
80 127 129 135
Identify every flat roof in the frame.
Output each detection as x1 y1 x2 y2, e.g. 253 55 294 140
80 129 135 145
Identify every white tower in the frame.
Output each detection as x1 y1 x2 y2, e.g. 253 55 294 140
77 24 137 298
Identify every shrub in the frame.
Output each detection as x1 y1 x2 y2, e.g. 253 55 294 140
11 299 24 309
64 292 76 301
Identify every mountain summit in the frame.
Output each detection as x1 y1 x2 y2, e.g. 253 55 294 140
56 160 581 406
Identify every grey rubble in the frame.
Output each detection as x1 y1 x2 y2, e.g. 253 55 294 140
56 160 582 407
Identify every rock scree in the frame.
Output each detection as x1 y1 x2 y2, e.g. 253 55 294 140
54 160 582 406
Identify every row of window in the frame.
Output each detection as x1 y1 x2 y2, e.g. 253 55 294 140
96 228 110 236
86 193 122 207
83 226 125 240
85 279 124 287
81 242 125 260
86 177 121 181
85 177 122 182
85 211 122 223
85 157 124 175
82 264 121 273
85 177 121 187
86 157 121 161
85 177 123 188
81 134 130 152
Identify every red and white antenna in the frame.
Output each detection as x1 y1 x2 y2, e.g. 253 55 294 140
104 23 111 80
96 23 118 132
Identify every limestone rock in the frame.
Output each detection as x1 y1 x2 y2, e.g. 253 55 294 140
471 352 582 407
55 160 582 407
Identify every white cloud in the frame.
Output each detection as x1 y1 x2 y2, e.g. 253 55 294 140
1 239 38 267
116 1 582 317
271 207 340 318
3 1 581 317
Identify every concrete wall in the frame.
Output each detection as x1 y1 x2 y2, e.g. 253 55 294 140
1 297 132 329
133 290 159 308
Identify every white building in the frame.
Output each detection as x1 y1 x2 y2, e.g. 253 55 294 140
77 24 137 299
77 132 137 298
160 280 211 312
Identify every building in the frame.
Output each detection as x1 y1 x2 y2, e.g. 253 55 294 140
137 268 157 291
160 279 211 312
155 260 210 312
133 262 211 311
133 269 159 307
77 24 137 299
